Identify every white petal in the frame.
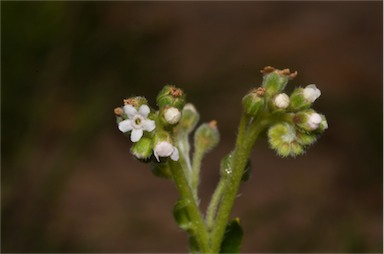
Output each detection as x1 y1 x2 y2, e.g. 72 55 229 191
124 105 137 119
130 129 143 142
154 151 160 162
138 105 150 118
170 147 179 161
142 119 156 132
118 120 133 133
154 142 173 157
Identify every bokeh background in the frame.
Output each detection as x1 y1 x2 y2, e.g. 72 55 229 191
1 1 382 253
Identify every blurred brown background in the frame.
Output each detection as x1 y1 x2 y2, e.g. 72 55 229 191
1 1 382 253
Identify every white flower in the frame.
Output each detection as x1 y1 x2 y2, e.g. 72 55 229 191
273 93 290 109
303 84 321 103
154 141 179 161
118 104 156 142
164 107 181 124
307 112 322 130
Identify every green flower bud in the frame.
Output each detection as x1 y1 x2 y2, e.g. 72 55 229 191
156 85 186 110
130 136 153 161
242 87 265 116
194 121 220 153
178 103 200 133
289 84 322 111
260 66 297 97
294 110 323 132
268 123 304 157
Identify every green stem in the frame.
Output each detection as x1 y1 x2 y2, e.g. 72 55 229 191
210 114 264 253
191 149 204 201
206 177 227 231
169 160 211 253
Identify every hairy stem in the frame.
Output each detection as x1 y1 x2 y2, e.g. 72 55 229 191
191 149 204 201
206 177 227 231
210 114 264 252
169 160 211 253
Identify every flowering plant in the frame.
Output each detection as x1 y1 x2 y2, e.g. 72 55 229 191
114 66 327 253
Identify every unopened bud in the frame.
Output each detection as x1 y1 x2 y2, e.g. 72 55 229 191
178 103 200 133
273 93 290 109
194 120 220 153
303 84 321 103
242 87 265 116
130 137 153 161
261 66 297 97
268 123 304 157
163 107 181 124
294 110 323 132
289 84 321 111
156 85 186 110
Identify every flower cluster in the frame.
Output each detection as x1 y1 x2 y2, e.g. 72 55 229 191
114 86 188 162
242 66 328 157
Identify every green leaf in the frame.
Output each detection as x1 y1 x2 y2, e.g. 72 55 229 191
220 218 243 253
173 198 194 233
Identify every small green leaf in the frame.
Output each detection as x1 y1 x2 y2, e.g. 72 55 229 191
220 218 243 253
173 198 194 233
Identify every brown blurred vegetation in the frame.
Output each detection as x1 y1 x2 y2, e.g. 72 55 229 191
1 2 382 253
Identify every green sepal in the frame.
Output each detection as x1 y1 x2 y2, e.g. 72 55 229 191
219 218 243 253
242 91 265 116
173 198 194 232
289 87 311 111
151 161 173 179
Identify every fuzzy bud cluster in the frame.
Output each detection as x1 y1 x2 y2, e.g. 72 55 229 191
242 66 328 157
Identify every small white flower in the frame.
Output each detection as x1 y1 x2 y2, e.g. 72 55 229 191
273 93 290 109
303 84 321 103
154 141 179 161
307 112 322 130
118 104 156 142
164 107 181 124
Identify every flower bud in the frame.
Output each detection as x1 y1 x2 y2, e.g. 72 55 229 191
156 85 186 110
273 93 290 109
194 121 220 153
242 87 265 116
261 66 297 97
178 103 200 133
303 84 321 103
130 137 153 160
268 123 304 157
163 107 181 124
289 84 321 111
294 110 323 132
